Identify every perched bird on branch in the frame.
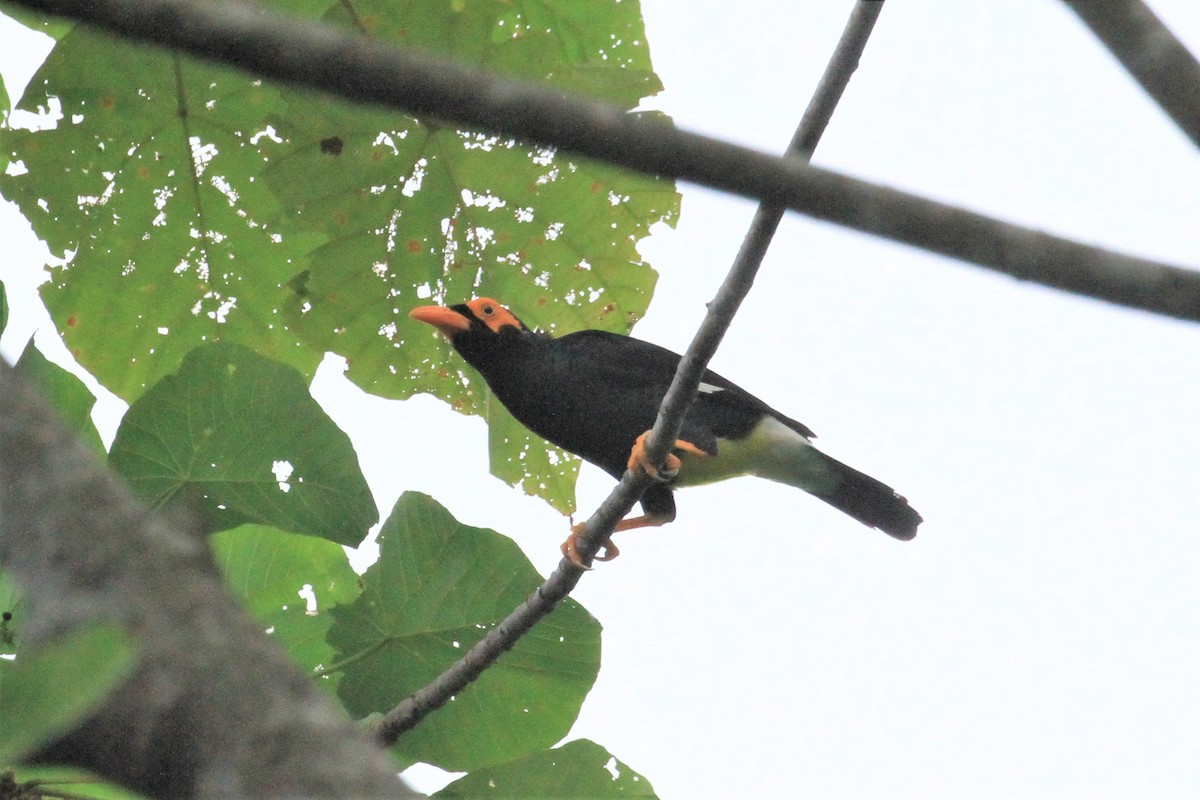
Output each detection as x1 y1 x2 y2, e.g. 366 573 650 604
411 298 921 567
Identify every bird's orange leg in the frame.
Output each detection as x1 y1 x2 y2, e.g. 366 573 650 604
561 513 673 569
627 431 709 480
561 432 709 568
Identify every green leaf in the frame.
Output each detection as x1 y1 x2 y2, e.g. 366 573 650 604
0 5 74 39
2 28 323 401
0 0 678 514
0 570 21 654
317 0 662 104
259 0 678 513
7 767 148 800
436 739 657 798
0 279 7 337
108 342 377 544
0 73 8 174
212 523 361 681
328 492 601 771
14 340 105 457
487 398 581 515
0 624 138 765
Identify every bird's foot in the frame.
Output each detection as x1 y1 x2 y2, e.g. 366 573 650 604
561 523 620 569
627 431 708 480
627 431 680 480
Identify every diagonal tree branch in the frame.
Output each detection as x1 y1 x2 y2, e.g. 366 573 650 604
0 360 415 799
1061 0 1200 150
7 0 1200 322
370 0 887 745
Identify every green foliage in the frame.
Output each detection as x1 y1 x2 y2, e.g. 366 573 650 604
108 342 377 544
0 624 137 765
0 0 678 513
328 493 602 771
0 279 7 337
0 570 20 654
5 29 323 400
212 524 360 682
5 767 148 800
0 75 6 174
488 401 582 514
14 340 105 457
436 739 657 798
0 0 667 789
0 5 74 39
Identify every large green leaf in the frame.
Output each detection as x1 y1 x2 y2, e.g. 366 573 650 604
1 28 323 401
14 340 105 457
0 0 677 514
0 624 137 766
108 342 377 544
436 739 657 798
328 492 601 771
260 0 677 512
212 523 361 684
0 5 74 39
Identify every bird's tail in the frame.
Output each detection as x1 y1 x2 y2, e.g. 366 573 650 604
807 450 921 540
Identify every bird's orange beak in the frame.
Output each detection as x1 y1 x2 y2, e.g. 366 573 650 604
410 305 470 338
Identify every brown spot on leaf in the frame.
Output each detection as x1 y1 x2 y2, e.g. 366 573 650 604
407 240 422 253
320 136 343 155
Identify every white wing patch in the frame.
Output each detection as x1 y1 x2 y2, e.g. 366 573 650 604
697 382 724 394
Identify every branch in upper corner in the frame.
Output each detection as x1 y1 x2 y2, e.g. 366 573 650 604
1061 0 1200 151
6 0 1200 323
370 0 887 745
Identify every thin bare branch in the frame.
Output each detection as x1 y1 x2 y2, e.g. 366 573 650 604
370 0 886 745
0 361 413 799
1062 0 1200 150
7 0 1200 322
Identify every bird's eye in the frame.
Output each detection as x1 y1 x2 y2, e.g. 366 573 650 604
481 304 494 316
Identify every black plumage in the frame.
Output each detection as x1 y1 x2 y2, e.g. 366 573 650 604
412 298 921 561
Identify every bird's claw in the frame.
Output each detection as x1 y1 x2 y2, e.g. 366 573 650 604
561 523 620 569
627 431 682 482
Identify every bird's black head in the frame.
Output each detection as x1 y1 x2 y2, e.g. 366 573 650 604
410 297 536 371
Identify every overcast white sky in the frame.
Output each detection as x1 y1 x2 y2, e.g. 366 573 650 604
2 2 1199 798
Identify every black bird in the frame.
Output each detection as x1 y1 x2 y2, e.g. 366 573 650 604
411 298 921 566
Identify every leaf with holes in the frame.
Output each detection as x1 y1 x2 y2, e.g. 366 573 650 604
259 0 678 512
1 28 324 401
109 342 377 545
436 739 657 798
212 524 361 685
328 492 601 771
